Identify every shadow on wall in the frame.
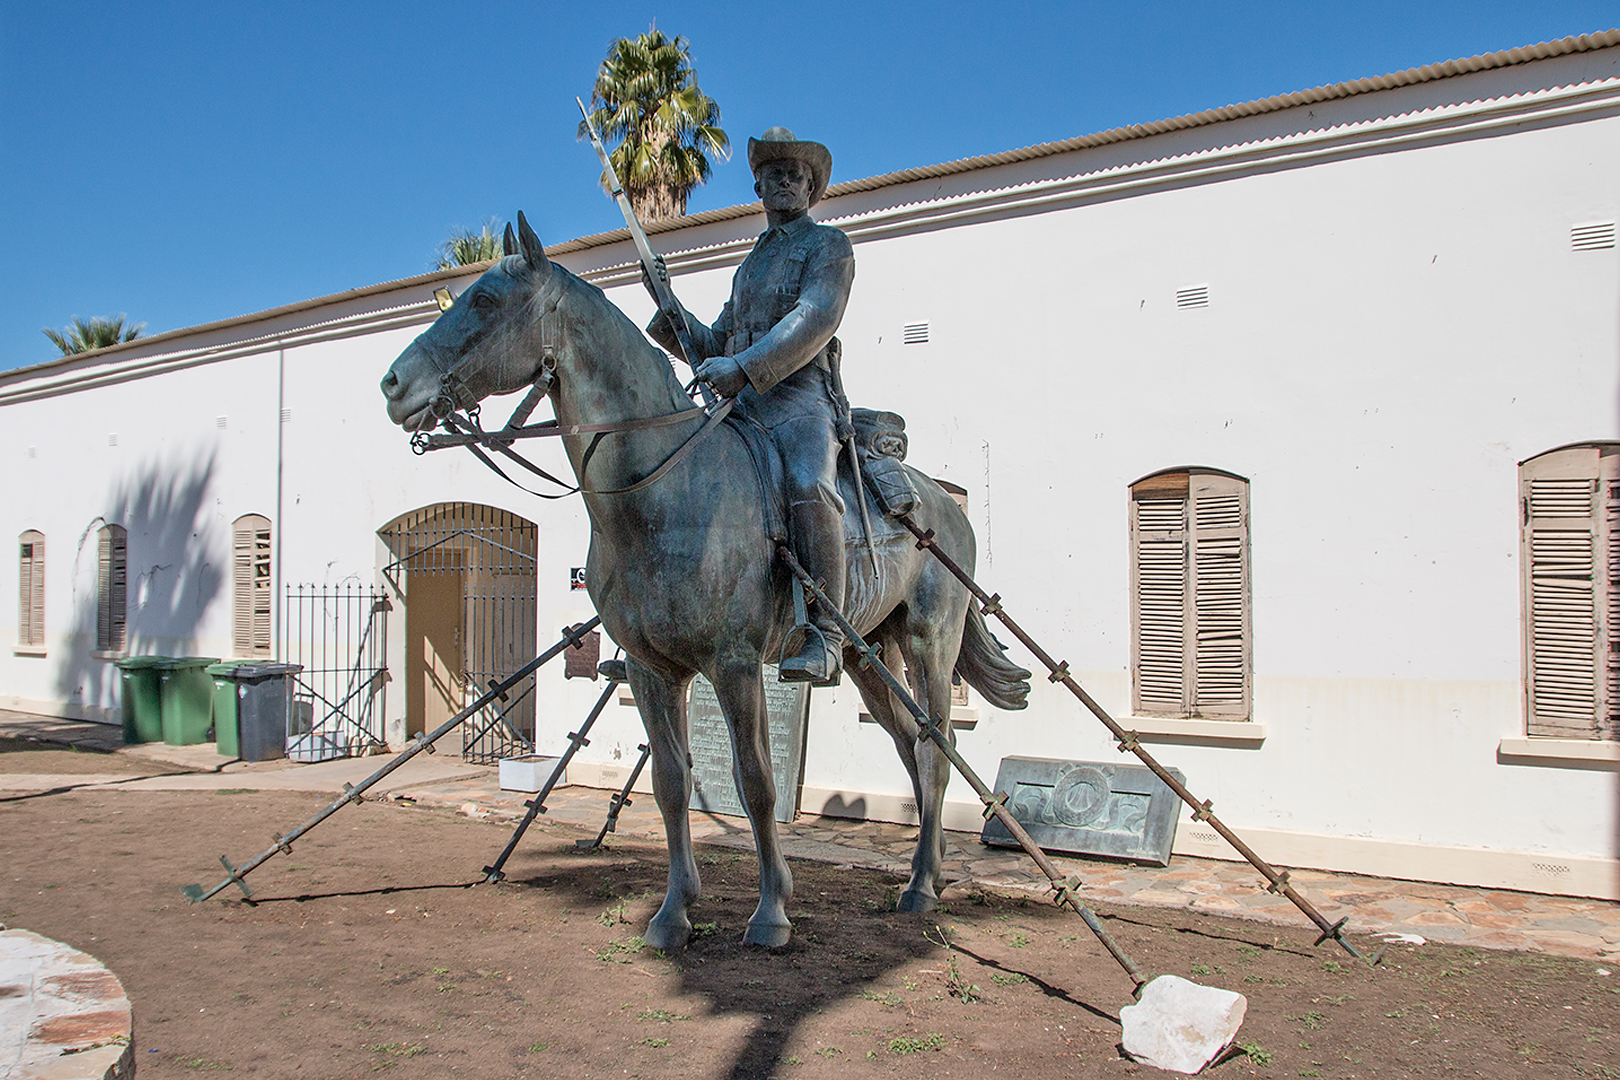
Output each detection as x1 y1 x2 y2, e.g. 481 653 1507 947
54 454 223 719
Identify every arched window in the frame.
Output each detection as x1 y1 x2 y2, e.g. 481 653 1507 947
18 531 44 649
96 524 127 655
232 514 273 657
1518 443 1620 740
1129 468 1251 720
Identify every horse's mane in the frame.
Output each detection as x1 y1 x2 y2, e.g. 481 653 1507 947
525 256 692 403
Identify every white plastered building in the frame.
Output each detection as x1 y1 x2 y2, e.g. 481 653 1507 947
5 33 1619 900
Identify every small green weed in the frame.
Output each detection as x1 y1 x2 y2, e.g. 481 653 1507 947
944 955 982 1003
991 972 1028 986
816 1047 843 1058
1322 960 1346 973
1005 931 1030 948
887 1033 946 1054
598 898 630 926
692 921 719 937
214 788 258 795
861 989 902 1007
1191 964 1211 976
783 1054 801 1065
641 1037 669 1048
366 1044 423 1058
1239 1041 1272 1065
176 1057 233 1071
1296 1010 1327 1030
527 1042 548 1052
637 1009 691 1023
596 936 648 962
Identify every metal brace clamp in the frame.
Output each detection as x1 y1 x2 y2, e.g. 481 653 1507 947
272 833 293 856
415 735 436 755
982 791 1008 820
1192 799 1215 822
218 855 253 899
1117 732 1141 753
913 528 937 551
567 731 591 748
1047 661 1070 684
342 782 363 804
487 678 510 703
1266 870 1292 895
1049 873 1083 908
1313 916 1351 948
980 593 1003 616
522 799 548 814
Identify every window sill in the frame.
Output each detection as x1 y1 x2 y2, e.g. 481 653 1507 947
91 650 128 661
12 646 47 657
1123 715 1267 747
1497 737 1620 770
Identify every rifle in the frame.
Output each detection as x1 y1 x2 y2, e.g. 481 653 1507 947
576 97 716 408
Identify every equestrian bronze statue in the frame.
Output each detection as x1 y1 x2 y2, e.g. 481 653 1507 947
380 138 1029 951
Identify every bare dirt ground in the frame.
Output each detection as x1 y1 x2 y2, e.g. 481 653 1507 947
1 778 1616 1079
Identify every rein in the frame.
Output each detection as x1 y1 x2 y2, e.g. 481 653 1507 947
407 275 730 498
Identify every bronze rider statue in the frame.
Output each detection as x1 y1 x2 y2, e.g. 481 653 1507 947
646 127 855 686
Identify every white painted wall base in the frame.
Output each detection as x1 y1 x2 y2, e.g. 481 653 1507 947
2 697 117 725
564 768 1619 902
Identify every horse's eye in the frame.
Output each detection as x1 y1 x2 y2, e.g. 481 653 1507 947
471 292 497 313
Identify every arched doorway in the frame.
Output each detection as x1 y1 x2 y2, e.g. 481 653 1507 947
379 503 538 762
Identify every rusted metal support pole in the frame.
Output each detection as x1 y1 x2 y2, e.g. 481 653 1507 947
576 741 651 853
484 668 624 881
894 513 1363 960
180 617 602 904
777 544 1146 990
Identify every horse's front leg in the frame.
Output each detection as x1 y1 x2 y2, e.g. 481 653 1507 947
628 657 700 950
711 654 793 946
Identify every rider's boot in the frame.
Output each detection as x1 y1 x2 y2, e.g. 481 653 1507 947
780 501 846 687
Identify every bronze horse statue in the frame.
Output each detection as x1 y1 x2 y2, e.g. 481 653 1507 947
381 214 1030 948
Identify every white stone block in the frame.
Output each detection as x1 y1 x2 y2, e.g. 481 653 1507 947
500 755 565 793
1120 974 1247 1074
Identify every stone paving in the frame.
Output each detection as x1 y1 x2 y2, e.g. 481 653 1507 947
4 709 1619 962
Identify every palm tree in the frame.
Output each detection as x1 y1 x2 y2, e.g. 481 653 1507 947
43 315 144 356
435 219 505 270
580 29 729 222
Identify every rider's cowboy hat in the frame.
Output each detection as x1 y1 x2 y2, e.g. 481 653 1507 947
748 127 832 207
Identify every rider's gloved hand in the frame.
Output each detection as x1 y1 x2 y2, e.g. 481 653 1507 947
640 256 684 323
695 356 748 398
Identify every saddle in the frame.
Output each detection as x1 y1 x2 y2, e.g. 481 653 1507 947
725 406 919 549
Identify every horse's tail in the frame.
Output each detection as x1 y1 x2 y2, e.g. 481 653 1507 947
954 604 1031 711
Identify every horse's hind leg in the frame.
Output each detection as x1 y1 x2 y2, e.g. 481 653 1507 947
629 658 701 950
711 655 793 946
843 635 927 836
894 628 960 913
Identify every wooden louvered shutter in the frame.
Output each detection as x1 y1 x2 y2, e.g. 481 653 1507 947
19 532 44 647
1189 474 1250 718
97 526 127 653
1521 446 1618 739
1132 472 1191 716
233 516 272 657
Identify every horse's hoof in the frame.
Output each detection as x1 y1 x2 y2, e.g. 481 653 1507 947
742 919 792 948
645 914 691 951
897 888 939 913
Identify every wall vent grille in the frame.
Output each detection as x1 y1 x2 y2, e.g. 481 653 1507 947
1530 861 1572 878
107 433 117 447
902 321 930 345
1571 221 1616 251
1176 285 1211 309
216 416 228 429
24 447 36 459
280 408 293 423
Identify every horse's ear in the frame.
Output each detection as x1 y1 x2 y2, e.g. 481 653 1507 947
502 222 519 258
516 211 548 272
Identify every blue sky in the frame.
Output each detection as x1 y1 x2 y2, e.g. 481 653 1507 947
2 1 1616 371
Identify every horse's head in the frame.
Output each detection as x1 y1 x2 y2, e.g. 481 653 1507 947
381 212 558 432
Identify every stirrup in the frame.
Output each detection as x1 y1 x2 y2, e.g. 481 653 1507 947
778 623 842 687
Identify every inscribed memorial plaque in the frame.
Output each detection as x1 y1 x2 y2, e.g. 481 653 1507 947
686 666 809 823
980 756 1185 865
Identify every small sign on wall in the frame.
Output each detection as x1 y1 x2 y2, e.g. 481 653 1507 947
569 567 587 590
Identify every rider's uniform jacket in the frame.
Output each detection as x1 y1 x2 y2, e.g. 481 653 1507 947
649 213 855 401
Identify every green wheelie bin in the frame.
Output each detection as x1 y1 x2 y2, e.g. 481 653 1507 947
157 657 219 746
205 661 251 757
116 656 168 744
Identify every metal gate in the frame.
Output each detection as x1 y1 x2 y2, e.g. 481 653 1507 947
281 582 389 760
380 503 539 763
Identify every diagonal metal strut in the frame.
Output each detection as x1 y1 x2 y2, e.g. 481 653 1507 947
179 617 602 904
775 544 1147 990
893 511 1364 960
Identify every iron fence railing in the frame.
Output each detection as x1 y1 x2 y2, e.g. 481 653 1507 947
281 583 388 761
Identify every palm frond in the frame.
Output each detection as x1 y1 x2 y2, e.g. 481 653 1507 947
581 29 728 220
42 315 144 355
435 219 506 270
